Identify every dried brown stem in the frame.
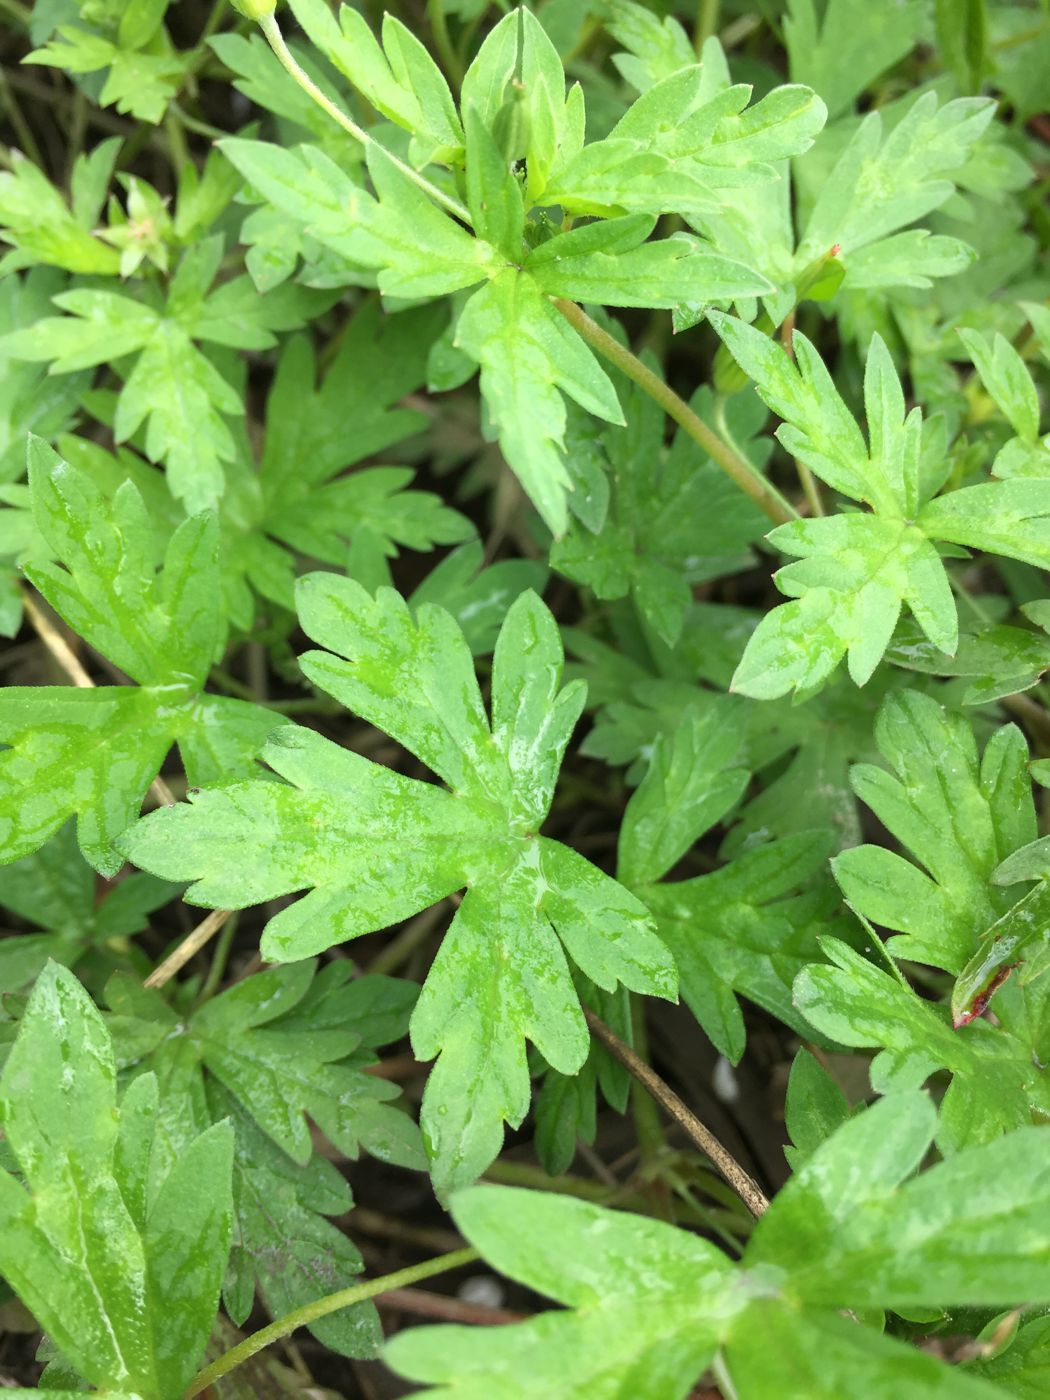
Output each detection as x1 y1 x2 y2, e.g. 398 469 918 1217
22 588 93 688
145 907 234 989
583 1008 770 1218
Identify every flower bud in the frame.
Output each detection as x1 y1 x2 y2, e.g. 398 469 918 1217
230 0 276 20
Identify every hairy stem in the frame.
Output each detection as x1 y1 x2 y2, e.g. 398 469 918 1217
553 300 798 527
184 1247 480 1396
257 12 472 225
584 1008 770 1218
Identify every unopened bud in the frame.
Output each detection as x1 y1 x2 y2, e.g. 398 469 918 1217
230 0 276 20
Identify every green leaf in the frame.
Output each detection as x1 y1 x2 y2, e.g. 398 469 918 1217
26 25 186 124
831 691 1035 973
387 1101 1050 1396
26 438 221 685
288 0 463 163
551 378 769 644
0 270 91 634
0 441 285 872
785 0 928 120
108 960 420 1354
617 704 748 889
728 667 892 853
637 829 836 1063
952 882 1050 1028
253 308 471 562
710 318 1050 696
726 1303 1006 1398
1 286 159 373
730 515 957 697
0 963 232 1400
918 481 1050 571
544 66 825 220
533 980 632 1176
222 137 497 301
690 88 992 308
463 104 525 262
935 0 989 94
793 940 1049 1154
525 214 773 309
386 1184 735 1398
604 0 696 93
0 148 121 276
783 1047 851 1170
959 326 1039 442
886 616 1050 705
0 249 326 511
709 318 904 512
213 1085 383 1360
751 1088 1050 1304
460 8 577 203
796 95 995 266
119 583 675 1192
210 31 339 145
455 268 624 536
115 311 308 513
187 961 422 1169
409 541 548 655
0 822 176 991
967 1314 1050 1397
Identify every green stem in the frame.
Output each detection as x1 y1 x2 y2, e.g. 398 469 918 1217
428 0 464 90
483 1159 651 1213
695 0 721 52
484 1160 616 1199
165 111 191 176
0 0 30 25
367 902 445 976
257 12 472 225
196 911 238 1004
169 103 227 141
184 1247 479 1397
554 299 798 527
0 70 45 168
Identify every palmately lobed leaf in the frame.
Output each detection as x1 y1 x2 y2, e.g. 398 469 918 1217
831 690 1035 973
711 315 1050 698
120 581 675 1191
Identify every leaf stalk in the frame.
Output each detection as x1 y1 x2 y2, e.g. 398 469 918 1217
554 300 798 527
257 12 473 225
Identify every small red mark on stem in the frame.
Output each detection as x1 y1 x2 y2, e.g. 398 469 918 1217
953 965 1017 1028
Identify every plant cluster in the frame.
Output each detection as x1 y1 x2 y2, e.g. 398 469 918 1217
1 0 1050 1396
